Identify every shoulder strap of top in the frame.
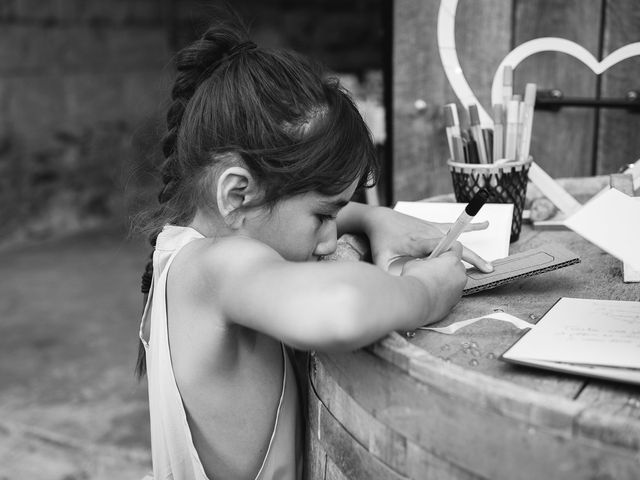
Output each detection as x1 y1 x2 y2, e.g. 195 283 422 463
139 226 205 348
253 343 288 479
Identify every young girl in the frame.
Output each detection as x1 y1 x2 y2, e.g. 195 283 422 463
137 20 492 480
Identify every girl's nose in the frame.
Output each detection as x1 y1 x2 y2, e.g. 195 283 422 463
313 221 338 257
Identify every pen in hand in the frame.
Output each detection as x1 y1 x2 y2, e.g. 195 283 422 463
428 189 490 259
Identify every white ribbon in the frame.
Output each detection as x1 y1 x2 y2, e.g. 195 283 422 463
418 311 533 334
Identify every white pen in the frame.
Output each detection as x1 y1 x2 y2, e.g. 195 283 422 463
492 104 504 161
517 83 537 163
502 65 513 109
444 103 461 161
429 189 490 258
504 100 519 161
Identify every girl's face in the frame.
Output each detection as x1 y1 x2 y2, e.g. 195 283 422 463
245 180 358 262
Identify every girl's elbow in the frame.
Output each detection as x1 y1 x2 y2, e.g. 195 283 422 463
314 284 373 351
284 283 377 352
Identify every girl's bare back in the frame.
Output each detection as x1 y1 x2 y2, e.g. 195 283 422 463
166 238 300 479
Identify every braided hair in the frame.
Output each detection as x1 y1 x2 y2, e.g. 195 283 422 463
136 20 379 377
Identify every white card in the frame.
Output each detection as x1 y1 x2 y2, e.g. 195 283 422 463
564 189 640 271
394 201 513 263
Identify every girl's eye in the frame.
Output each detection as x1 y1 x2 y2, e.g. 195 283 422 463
316 213 336 223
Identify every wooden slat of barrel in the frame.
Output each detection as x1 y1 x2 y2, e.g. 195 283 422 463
311 339 640 480
370 335 582 433
325 457 352 480
573 382 640 451
310 353 484 480
307 381 410 480
314 348 640 480
305 397 328 480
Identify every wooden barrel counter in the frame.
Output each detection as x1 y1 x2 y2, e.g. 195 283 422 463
306 192 640 479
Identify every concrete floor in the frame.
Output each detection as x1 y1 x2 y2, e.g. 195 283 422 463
0 228 152 479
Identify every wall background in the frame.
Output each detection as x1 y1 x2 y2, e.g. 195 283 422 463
0 0 386 248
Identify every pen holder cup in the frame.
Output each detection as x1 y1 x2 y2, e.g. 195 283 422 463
448 157 532 242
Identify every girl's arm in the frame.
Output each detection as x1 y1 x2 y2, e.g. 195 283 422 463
202 236 466 352
337 202 493 272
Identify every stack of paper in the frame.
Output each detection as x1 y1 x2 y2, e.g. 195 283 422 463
502 297 640 385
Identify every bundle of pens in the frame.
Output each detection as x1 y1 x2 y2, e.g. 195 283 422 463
445 68 536 165
445 69 537 242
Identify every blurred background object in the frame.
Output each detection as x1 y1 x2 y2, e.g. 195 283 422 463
0 0 389 249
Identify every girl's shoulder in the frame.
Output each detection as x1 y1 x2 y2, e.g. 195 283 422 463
174 234 283 283
167 235 285 322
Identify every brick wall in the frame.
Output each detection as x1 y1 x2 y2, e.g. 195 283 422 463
0 0 385 248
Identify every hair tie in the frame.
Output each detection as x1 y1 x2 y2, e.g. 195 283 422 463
227 41 257 58
203 41 258 78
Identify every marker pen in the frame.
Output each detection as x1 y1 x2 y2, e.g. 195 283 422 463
428 189 490 258
466 134 479 164
451 135 465 163
469 104 488 164
482 128 493 163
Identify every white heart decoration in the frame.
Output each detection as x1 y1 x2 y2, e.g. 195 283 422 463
437 0 640 127
490 39 640 112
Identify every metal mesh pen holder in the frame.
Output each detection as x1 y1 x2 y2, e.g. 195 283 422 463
447 157 532 242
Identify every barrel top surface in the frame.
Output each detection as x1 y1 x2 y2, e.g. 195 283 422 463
399 225 639 387
366 218 640 445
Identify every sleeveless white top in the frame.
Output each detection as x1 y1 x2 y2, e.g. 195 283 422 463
139 225 302 480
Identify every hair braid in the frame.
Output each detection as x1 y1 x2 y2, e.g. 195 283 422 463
136 27 244 378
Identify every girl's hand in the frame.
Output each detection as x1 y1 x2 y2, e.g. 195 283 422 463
401 241 467 325
361 206 493 273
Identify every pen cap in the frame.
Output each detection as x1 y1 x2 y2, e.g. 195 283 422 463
444 105 455 127
465 189 489 216
524 83 537 106
502 65 513 86
468 104 480 126
444 103 459 127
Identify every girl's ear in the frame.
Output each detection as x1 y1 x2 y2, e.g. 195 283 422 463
216 166 259 223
